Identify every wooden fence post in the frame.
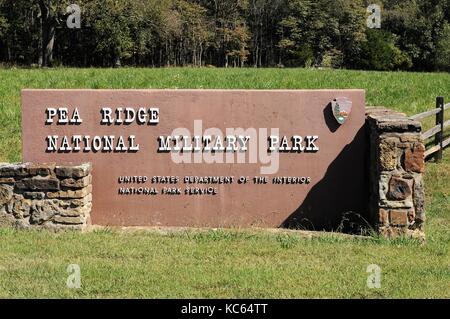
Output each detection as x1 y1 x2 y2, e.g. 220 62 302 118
435 96 445 162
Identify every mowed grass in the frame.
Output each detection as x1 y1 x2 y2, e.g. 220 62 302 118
0 68 449 298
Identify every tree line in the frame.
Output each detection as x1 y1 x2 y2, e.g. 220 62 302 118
0 0 449 71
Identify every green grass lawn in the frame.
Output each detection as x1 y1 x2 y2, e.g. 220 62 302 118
0 68 449 298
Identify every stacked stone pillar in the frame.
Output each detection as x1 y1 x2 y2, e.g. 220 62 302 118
0 163 92 230
366 108 425 239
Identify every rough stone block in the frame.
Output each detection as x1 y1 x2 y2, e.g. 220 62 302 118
68 193 92 208
54 197 90 211
56 163 91 178
23 192 46 200
378 208 389 226
398 142 412 149
404 143 425 173
387 177 412 201
0 209 20 228
367 111 421 133
28 163 56 176
47 184 92 199
0 177 15 185
53 216 85 225
0 163 29 177
379 138 398 171
58 207 86 217
389 210 408 226
413 177 425 222
30 210 54 224
0 184 14 206
407 210 415 224
7 196 32 218
30 200 61 224
380 199 414 209
399 134 420 143
378 174 390 201
378 121 421 133
60 175 92 188
16 176 60 191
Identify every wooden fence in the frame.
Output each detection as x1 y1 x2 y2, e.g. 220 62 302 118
410 97 450 162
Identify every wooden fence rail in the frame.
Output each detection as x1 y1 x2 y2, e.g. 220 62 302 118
410 97 449 162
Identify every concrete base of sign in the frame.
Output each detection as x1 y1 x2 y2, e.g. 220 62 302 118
0 163 92 230
87 225 370 241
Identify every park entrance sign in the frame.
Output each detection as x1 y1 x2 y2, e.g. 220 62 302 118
22 89 366 228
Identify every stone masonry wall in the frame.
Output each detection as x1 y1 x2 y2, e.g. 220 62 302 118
0 163 92 231
366 108 425 240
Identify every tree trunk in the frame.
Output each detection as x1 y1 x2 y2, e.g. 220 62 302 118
114 54 121 68
199 44 203 67
44 25 55 66
38 0 56 67
38 13 43 66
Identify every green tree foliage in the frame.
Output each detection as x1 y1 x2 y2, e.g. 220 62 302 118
381 0 446 71
84 0 134 67
436 22 450 71
357 29 412 70
0 0 449 70
0 15 7 37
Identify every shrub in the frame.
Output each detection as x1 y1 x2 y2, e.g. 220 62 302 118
436 23 450 72
357 29 412 71
321 49 344 69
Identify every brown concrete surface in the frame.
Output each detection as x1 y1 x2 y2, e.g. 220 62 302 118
22 89 366 229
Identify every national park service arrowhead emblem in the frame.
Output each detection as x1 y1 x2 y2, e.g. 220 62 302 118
332 97 352 125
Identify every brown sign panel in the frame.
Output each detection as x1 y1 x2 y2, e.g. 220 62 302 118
22 89 367 229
